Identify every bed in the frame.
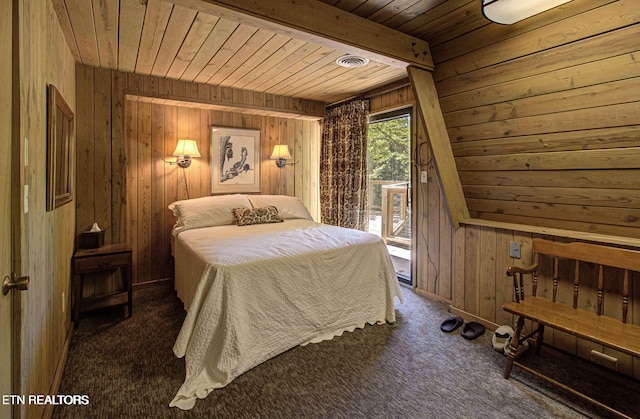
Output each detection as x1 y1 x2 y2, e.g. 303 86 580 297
167 194 404 410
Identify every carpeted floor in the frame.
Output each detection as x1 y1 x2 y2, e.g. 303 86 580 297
53 283 639 418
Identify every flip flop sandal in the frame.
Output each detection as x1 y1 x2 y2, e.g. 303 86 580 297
440 316 464 332
461 322 485 340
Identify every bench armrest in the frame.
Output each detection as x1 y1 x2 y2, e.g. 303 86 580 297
507 263 539 302
506 263 538 276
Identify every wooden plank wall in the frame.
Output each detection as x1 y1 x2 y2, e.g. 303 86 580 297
15 1 77 418
76 64 321 288
125 100 320 284
431 0 640 239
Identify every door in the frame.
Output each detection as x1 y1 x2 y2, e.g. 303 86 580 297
368 108 413 285
1 0 14 417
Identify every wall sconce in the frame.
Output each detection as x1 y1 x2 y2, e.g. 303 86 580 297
270 144 294 168
169 139 201 168
482 0 572 25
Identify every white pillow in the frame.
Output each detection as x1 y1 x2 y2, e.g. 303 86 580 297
168 194 251 234
246 195 313 220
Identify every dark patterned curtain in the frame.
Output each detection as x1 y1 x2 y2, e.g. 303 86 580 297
320 99 369 231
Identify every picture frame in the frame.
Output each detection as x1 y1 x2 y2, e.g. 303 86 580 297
46 84 74 211
211 127 261 194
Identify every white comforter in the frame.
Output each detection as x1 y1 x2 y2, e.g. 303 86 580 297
169 219 403 410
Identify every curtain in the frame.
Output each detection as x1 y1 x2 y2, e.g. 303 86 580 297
320 99 370 231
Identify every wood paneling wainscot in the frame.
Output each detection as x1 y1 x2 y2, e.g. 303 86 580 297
451 223 640 379
14 1 77 418
76 65 321 288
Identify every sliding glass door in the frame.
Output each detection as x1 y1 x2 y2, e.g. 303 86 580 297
368 108 412 285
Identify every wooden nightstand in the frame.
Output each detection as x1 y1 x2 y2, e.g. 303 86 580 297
72 243 133 329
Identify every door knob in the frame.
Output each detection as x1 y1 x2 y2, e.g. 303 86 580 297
3 275 29 296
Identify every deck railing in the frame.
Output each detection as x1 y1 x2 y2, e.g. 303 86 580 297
369 180 410 246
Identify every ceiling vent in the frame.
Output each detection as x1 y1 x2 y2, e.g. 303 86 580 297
336 55 369 68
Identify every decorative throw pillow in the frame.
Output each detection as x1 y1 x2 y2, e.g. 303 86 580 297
233 206 284 226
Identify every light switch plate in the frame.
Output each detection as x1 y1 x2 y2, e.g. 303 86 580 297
420 171 428 183
23 184 29 214
509 241 521 259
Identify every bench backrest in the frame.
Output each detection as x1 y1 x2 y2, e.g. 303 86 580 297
510 238 640 323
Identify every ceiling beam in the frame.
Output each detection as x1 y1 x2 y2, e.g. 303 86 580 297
407 66 469 229
170 0 434 71
126 94 325 120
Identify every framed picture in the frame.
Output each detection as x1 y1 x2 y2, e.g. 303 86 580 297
46 84 74 211
211 127 261 194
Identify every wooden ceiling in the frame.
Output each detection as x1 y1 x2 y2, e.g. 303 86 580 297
51 0 481 104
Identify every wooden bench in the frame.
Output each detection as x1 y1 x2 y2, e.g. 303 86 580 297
502 238 640 418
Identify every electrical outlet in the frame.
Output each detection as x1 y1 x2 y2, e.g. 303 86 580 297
420 171 428 183
509 241 521 259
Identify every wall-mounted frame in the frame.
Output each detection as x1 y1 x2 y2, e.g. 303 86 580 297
47 84 74 211
211 127 261 194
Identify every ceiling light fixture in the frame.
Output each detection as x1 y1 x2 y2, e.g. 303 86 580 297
482 0 573 25
336 55 369 68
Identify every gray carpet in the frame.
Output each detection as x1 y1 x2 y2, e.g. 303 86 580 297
53 283 639 418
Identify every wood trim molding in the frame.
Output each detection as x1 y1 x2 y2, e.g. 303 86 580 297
125 93 324 120
118 67 327 120
172 0 434 71
461 218 640 248
413 287 453 307
42 325 73 419
407 66 469 229
450 306 500 333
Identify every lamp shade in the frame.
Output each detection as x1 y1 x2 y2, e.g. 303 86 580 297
270 145 292 160
482 0 572 25
172 139 201 157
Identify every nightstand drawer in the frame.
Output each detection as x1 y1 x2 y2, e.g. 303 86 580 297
74 252 132 274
